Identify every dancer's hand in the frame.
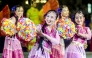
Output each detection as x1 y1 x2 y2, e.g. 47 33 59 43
37 29 44 37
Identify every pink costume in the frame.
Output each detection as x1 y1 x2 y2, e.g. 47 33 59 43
65 25 91 58
2 17 24 58
28 25 62 58
2 36 24 58
90 31 92 51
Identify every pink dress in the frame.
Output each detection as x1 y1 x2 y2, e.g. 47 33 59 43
28 26 62 58
2 35 24 58
90 31 92 51
65 26 91 58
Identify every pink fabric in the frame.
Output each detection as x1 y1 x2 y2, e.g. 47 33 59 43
65 26 91 58
50 44 64 58
2 36 24 58
90 33 92 51
44 27 63 58
28 44 50 58
44 27 56 38
67 52 83 58
65 43 86 58
28 25 62 58
73 26 91 44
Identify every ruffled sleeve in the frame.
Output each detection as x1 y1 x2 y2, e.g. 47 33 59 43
86 27 91 40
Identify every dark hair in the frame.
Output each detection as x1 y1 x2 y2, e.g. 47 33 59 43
37 10 58 54
11 5 23 16
11 5 24 25
37 22 47 54
57 5 69 19
72 10 85 26
44 10 58 19
11 5 23 12
57 7 62 18
75 11 84 17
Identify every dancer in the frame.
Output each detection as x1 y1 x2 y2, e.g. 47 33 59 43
2 5 24 58
65 11 91 58
57 5 75 57
28 10 62 58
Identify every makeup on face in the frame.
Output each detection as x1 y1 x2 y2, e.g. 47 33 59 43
15 6 24 18
45 12 57 26
61 6 69 17
75 13 84 26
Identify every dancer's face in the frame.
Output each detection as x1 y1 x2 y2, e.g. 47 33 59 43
75 13 85 26
15 6 24 18
45 11 57 26
61 6 69 17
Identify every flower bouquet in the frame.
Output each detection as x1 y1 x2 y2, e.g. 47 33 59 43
17 18 37 42
1 18 16 36
57 18 76 39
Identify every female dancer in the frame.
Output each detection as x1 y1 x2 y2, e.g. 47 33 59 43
2 5 24 58
28 10 62 58
65 11 91 58
57 5 75 58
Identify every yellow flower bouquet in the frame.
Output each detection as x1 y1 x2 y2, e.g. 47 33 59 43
1 18 16 36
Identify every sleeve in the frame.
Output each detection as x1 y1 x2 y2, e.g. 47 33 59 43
51 31 60 45
36 24 42 31
86 27 92 40
43 31 60 45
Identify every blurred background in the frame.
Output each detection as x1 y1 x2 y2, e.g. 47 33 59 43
0 0 92 26
0 0 92 57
